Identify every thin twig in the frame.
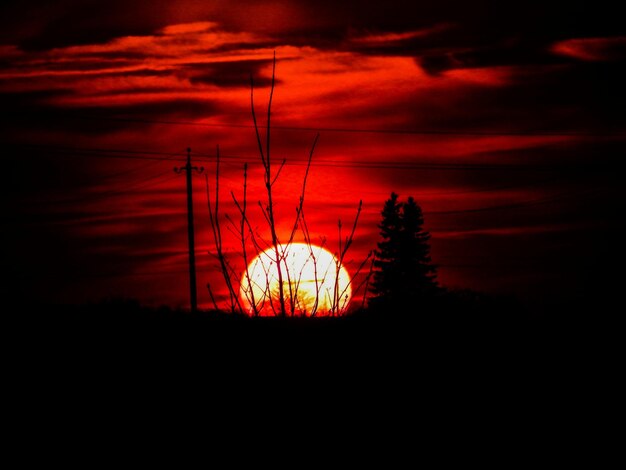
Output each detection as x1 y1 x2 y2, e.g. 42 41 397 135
361 252 376 309
271 158 287 187
251 52 287 316
332 200 363 315
250 75 266 169
338 250 372 307
266 50 276 175
205 147 243 314
287 133 319 247
206 283 219 312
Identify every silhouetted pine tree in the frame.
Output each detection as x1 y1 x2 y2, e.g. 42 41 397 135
370 193 438 310
398 196 438 297
370 193 402 307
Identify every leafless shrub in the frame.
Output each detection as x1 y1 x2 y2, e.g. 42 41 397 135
205 52 369 316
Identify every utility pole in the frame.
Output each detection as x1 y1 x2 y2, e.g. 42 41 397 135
175 148 203 312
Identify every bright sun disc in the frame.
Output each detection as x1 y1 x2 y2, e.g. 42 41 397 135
240 243 352 316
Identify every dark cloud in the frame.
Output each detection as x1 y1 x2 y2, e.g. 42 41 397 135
0 89 221 137
553 36 626 61
326 1 625 79
0 0 166 50
432 220 619 303
383 61 625 133
418 44 568 75
184 58 277 88
1 1 622 50
2 1 624 92
5 57 160 74
3 213 188 306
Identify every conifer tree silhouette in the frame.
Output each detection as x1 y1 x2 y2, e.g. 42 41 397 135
371 193 402 306
399 196 438 297
370 193 438 310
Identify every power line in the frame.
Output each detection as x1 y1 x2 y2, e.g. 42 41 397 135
10 142 615 217
191 151 612 172
11 143 619 172
73 114 625 137
61 172 179 205
428 187 606 215
15 143 186 161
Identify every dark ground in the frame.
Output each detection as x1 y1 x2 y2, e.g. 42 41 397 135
8 294 615 370
5 295 619 453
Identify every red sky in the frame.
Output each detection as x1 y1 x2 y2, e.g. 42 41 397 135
2 0 624 310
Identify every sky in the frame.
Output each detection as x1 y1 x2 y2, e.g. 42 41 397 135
1 0 624 311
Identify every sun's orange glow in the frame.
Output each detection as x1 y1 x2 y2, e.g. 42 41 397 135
240 243 352 316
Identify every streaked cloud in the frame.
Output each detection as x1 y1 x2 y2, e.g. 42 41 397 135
1 1 623 308
552 36 626 62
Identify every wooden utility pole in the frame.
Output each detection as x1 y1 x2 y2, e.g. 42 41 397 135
175 148 203 312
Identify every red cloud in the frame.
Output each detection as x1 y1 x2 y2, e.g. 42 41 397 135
551 36 626 61
348 23 452 46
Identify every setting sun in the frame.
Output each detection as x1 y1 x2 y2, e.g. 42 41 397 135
240 243 352 316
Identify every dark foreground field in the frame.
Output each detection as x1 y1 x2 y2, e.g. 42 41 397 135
9 296 613 369
5 297 618 446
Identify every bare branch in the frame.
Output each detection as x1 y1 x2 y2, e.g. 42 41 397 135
214 145 223 251
225 223 240 241
205 174 218 250
287 133 319 247
338 250 372 307
343 200 363 257
258 52 287 317
231 188 266 256
331 200 363 315
250 74 267 169
257 201 272 229
205 148 243 314
271 158 287 187
235 163 259 316
206 283 220 312
361 253 376 309
266 50 276 175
